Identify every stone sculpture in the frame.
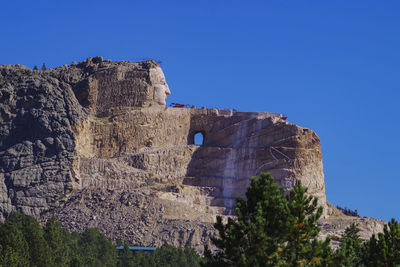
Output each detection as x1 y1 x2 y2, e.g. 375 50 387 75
0 57 385 252
150 66 171 106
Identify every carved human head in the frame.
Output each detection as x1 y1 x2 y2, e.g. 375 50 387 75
150 66 171 106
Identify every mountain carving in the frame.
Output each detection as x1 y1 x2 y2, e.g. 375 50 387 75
0 57 384 251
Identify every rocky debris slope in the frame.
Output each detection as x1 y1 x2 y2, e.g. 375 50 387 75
319 203 385 248
0 57 385 251
40 188 215 253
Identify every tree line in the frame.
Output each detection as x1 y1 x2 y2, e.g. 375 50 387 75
0 212 203 266
1 173 399 266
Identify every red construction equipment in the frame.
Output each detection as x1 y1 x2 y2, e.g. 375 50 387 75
170 103 193 108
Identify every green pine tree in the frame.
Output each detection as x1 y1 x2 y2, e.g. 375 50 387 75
0 222 30 266
204 173 332 267
363 218 400 266
78 228 117 267
44 217 71 266
283 181 332 266
6 211 53 266
117 244 136 267
205 173 289 266
68 231 84 266
127 243 203 267
333 223 363 266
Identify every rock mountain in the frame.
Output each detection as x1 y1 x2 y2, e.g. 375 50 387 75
0 57 384 251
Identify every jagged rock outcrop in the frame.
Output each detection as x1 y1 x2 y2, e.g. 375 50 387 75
0 57 385 252
0 64 86 220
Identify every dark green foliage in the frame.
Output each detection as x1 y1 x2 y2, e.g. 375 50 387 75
117 244 137 267
119 243 204 267
3 179 400 266
77 228 117 266
204 171 400 266
0 212 202 266
44 217 71 266
204 173 332 266
0 221 30 266
68 231 84 266
283 182 332 266
363 218 400 266
33 65 39 70
205 172 289 266
6 212 53 266
41 63 47 70
333 223 363 266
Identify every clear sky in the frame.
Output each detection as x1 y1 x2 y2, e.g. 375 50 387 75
1 0 399 221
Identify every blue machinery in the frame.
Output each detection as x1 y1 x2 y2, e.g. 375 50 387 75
116 246 156 255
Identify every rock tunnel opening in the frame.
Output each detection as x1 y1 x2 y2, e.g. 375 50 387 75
194 132 204 146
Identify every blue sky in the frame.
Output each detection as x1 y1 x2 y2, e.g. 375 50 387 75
1 0 399 221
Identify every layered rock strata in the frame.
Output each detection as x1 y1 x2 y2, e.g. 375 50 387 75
0 57 384 252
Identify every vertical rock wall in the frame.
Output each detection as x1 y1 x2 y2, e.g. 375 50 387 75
0 65 86 220
0 58 328 221
184 110 326 214
2 57 374 252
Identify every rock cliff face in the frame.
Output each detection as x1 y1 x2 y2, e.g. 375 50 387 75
0 57 384 251
0 64 86 220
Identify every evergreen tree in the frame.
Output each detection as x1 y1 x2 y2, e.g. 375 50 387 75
205 173 289 266
333 223 363 266
33 65 39 70
68 231 84 266
41 63 47 70
152 244 203 266
124 243 203 267
363 218 400 266
184 245 205 266
44 217 71 266
6 211 53 266
204 173 332 267
0 222 30 266
283 181 332 266
78 228 117 266
117 244 136 267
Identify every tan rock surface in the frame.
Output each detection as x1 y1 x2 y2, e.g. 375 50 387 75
0 57 385 252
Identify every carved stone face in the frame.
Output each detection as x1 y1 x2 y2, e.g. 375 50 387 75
150 67 171 106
